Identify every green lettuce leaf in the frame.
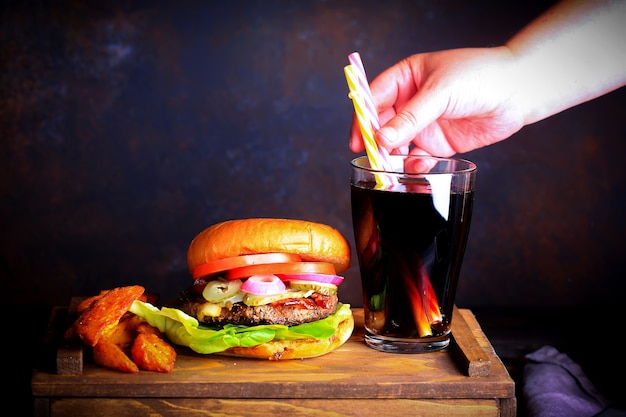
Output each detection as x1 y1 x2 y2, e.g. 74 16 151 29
129 300 351 355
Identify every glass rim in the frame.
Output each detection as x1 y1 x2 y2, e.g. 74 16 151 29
350 154 477 175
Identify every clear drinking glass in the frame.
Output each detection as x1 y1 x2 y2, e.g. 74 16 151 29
351 154 477 353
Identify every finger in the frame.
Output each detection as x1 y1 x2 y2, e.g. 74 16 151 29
368 59 414 111
367 57 444 150
410 122 457 157
376 86 447 150
349 64 402 154
366 60 416 151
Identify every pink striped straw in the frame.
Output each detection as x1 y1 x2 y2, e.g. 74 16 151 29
347 52 391 168
345 66 390 186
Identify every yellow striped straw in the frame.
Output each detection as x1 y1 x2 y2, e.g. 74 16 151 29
344 64 394 188
348 52 392 164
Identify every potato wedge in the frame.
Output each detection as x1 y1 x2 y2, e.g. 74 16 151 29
136 321 163 337
101 313 144 348
131 333 176 373
75 290 110 313
74 290 156 317
93 339 139 373
72 285 145 346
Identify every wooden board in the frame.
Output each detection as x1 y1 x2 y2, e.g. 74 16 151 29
32 305 516 417
51 299 491 377
37 397 513 417
56 297 84 375
451 306 492 377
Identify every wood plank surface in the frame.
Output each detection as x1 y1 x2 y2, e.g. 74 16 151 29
52 299 493 377
32 309 515 400
451 306 492 377
47 397 504 417
56 297 84 375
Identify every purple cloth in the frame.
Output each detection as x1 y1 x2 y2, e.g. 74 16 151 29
523 345 610 417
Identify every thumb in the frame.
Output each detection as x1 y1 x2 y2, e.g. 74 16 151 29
376 89 446 150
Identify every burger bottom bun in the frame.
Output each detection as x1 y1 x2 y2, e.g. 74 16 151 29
217 311 355 360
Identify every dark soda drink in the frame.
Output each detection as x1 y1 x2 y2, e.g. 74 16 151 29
351 177 474 351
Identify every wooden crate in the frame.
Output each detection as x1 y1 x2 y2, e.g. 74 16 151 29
32 305 516 417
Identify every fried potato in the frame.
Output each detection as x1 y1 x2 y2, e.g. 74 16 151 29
76 291 157 316
136 321 163 338
131 333 176 373
72 285 145 346
93 339 139 373
64 292 109 341
63 285 178 373
75 290 110 313
101 313 144 348
63 323 78 341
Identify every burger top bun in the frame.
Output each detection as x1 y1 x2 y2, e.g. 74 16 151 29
187 218 352 273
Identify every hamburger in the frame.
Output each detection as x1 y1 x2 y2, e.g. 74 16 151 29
130 218 354 360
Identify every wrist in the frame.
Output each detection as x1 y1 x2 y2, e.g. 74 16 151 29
505 0 626 126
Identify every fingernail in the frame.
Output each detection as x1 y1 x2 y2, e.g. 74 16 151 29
377 127 398 145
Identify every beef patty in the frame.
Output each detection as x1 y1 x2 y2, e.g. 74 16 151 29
180 294 339 327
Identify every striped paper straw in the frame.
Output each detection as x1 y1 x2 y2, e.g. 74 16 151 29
347 52 392 167
345 64 394 188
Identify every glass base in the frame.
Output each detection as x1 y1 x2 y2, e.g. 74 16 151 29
364 332 450 353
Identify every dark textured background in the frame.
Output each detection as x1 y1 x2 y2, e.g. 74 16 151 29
3 0 626 312
5 1 626 415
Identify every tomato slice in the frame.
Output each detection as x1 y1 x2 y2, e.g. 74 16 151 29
224 262 337 281
191 253 302 279
276 273 344 286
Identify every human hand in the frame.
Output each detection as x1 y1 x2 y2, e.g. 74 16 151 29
349 47 527 157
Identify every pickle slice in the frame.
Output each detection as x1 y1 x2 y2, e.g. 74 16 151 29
203 278 243 302
243 290 310 306
288 280 337 295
